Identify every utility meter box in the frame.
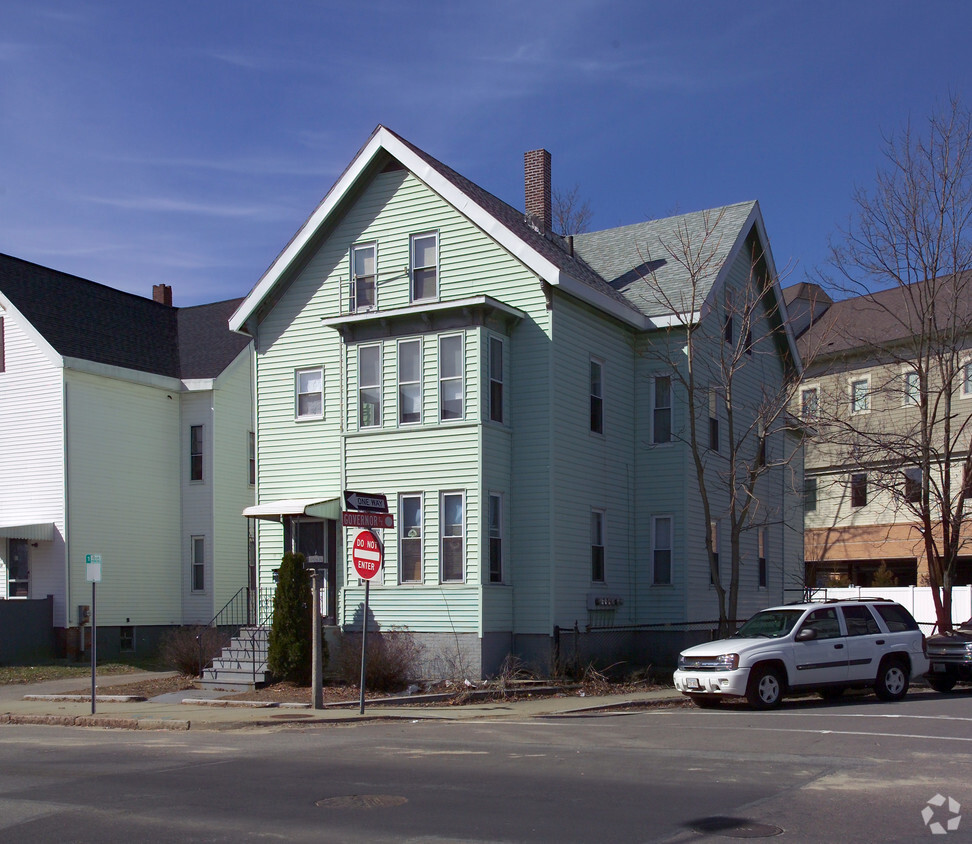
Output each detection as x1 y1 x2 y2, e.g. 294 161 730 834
78 605 91 625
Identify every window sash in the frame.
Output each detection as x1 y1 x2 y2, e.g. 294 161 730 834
410 233 438 301
590 360 603 434
804 477 817 512
653 376 672 443
904 371 920 406
359 345 382 428
190 425 203 481
708 388 719 451
591 510 605 582
398 340 422 425
801 387 819 420
489 337 504 424
441 493 464 582
351 244 376 311
488 493 503 583
248 431 256 485
400 495 422 583
295 368 323 418
851 473 867 507
758 527 767 588
191 536 205 592
851 379 869 413
904 468 922 503
652 516 672 585
439 335 463 421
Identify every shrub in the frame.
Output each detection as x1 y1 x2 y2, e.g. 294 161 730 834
160 626 229 676
335 627 421 692
267 552 312 684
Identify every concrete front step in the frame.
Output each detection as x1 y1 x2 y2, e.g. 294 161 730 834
197 626 271 691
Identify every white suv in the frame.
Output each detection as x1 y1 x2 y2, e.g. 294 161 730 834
673 599 928 708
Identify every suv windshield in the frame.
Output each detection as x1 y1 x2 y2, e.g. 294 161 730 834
734 609 805 639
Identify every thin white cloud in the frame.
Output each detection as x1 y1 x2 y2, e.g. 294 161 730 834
81 194 283 219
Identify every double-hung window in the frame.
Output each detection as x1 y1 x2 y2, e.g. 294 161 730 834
398 340 422 425
758 526 768 588
963 361 972 397
359 345 382 428
708 388 720 451
652 376 672 443
399 495 422 583
191 536 205 592
590 360 604 434
248 431 256 485
804 477 818 512
295 368 323 419
489 337 504 424
801 386 819 421
851 473 868 507
190 425 203 482
904 370 920 406
351 243 376 312
591 509 605 583
710 520 720 585
441 492 464 582
850 378 870 414
410 233 438 301
652 516 672 585
904 467 922 504
488 493 503 583
439 335 464 421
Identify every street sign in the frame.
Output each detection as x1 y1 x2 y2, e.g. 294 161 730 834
343 490 389 513
342 511 395 529
85 554 102 583
352 530 383 580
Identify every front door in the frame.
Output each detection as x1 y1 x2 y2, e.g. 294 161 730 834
793 607 848 687
7 538 29 597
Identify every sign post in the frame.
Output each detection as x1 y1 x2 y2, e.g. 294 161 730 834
85 554 102 715
352 530 383 714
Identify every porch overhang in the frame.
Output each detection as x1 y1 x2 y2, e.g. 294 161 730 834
242 498 341 521
0 522 55 542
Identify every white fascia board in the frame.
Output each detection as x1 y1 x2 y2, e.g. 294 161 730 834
230 127 646 332
181 379 216 391
649 311 700 329
62 357 184 391
0 292 62 369
321 295 526 329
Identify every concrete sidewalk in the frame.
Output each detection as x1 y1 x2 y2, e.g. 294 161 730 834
0 672 686 731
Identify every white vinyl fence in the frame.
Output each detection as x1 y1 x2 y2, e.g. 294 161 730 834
808 586 972 632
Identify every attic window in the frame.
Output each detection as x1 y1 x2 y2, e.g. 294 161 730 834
350 244 376 312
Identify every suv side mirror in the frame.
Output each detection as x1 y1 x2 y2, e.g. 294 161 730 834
795 627 818 642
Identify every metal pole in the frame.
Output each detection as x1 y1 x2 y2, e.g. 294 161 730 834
90 581 96 715
311 569 323 710
358 580 370 714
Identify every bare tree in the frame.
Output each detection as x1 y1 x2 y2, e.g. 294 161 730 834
552 184 593 236
815 97 972 632
639 209 805 634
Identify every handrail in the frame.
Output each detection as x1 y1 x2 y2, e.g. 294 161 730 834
207 586 255 629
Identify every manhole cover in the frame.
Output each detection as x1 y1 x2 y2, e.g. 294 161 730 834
316 795 408 810
688 817 783 838
269 713 314 719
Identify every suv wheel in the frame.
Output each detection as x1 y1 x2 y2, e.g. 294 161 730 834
874 657 909 701
746 664 784 709
927 670 958 693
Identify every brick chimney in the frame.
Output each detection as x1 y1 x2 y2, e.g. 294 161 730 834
524 148 552 233
153 284 172 306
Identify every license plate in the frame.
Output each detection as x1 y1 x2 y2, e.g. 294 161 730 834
685 677 701 690
932 662 947 673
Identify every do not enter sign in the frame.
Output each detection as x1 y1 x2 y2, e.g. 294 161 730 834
352 530 383 580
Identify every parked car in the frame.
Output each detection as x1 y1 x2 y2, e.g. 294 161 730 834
925 619 972 692
673 599 928 709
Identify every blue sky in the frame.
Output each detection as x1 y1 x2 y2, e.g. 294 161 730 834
2 0 971 306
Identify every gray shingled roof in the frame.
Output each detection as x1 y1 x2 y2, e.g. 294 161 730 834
572 202 757 320
0 253 249 380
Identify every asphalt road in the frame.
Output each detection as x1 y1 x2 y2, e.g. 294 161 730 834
0 688 969 843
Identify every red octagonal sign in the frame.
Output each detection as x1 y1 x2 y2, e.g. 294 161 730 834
352 530 383 580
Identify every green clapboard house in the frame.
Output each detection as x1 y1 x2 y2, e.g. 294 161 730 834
230 126 804 678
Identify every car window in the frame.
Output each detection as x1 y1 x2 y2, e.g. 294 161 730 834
734 610 803 638
799 608 841 639
841 605 882 636
871 603 919 632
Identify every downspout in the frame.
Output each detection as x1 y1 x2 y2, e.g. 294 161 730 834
62 377 71 632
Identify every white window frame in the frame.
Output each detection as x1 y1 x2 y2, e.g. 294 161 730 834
191 535 205 593
651 516 673 586
591 508 606 583
489 336 504 424
248 431 256 486
590 358 604 435
488 493 503 584
440 491 465 583
399 494 423 584
295 367 324 420
438 334 464 422
350 242 377 313
801 385 819 421
651 375 672 444
709 520 720 585
758 526 768 589
189 425 204 482
962 359 972 397
358 344 382 429
410 232 438 302
398 339 422 426
903 368 920 406
850 376 870 414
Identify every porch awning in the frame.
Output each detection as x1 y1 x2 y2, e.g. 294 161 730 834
242 498 341 521
0 522 55 541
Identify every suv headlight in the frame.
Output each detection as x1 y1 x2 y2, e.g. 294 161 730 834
714 653 740 670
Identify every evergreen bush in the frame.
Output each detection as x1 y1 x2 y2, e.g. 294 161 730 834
267 552 312 684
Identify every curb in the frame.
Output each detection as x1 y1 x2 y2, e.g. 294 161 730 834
1 712 190 730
